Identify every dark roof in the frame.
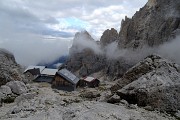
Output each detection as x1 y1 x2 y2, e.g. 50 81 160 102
24 66 46 73
26 68 40 75
57 69 79 85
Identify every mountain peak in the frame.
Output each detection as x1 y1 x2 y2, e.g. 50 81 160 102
146 0 157 8
100 28 119 47
74 30 93 41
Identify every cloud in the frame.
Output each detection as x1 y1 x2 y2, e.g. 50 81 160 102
70 31 102 54
0 0 148 38
158 36 180 64
104 36 180 65
0 10 71 66
0 0 148 66
0 32 71 66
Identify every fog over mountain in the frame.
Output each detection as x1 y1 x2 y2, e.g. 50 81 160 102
0 0 147 66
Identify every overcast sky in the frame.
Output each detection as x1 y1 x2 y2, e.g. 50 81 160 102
0 0 147 66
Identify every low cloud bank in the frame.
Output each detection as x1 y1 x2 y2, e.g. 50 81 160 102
73 33 180 65
104 36 180 64
0 32 70 66
158 36 180 64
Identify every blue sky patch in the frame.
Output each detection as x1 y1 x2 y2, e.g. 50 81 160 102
58 17 89 31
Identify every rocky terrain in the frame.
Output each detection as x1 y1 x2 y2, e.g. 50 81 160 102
0 49 178 119
0 0 180 119
0 49 27 107
0 83 177 120
110 55 180 114
0 49 25 86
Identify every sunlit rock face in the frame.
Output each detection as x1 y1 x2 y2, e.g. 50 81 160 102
119 0 180 48
146 0 157 8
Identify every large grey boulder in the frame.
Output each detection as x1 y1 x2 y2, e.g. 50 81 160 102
107 94 121 104
0 85 12 95
115 55 180 113
6 81 27 95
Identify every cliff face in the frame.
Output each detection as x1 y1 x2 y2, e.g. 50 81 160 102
65 31 132 79
66 31 106 77
119 0 180 48
0 49 24 86
65 0 180 79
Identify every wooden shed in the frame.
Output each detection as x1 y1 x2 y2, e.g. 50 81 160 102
80 77 100 88
52 69 80 91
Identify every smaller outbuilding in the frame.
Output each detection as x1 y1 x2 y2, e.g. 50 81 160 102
24 66 46 81
80 77 100 88
52 68 80 91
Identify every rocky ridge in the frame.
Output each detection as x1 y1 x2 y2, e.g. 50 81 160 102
65 31 133 79
100 28 119 47
0 49 25 86
65 0 180 79
110 55 180 114
119 0 180 48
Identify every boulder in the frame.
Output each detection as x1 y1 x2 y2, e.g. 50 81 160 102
15 92 36 104
80 90 100 99
107 94 121 104
6 81 27 95
115 55 180 113
0 85 12 95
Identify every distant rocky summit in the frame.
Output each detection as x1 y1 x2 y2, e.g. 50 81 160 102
65 31 132 79
0 49 25 86
65 31 105 77
100 28 119 47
